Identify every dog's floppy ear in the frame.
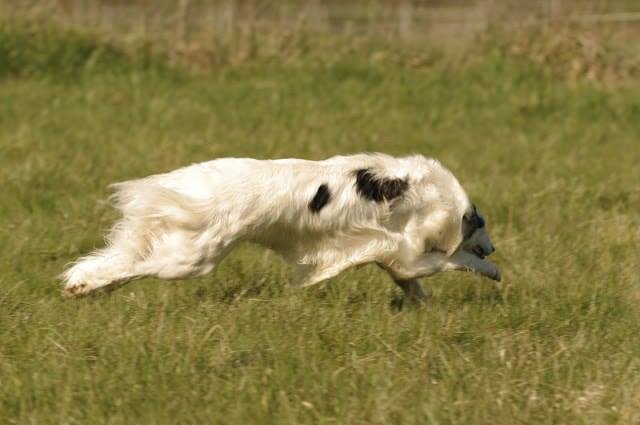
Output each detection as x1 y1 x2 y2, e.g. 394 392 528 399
354 168 409 203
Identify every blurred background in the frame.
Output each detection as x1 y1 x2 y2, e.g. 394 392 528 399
2 0 640 82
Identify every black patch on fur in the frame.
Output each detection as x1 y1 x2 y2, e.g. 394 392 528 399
471 204 485 228
476 213 485 228
463 206 486 239
309 184 331 213
354 169 408 203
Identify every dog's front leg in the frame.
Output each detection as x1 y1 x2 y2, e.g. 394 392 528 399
444 250 501 281
393 278 430 303
376 262 432 303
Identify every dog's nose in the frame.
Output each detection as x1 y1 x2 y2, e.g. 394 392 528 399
487 245 495 255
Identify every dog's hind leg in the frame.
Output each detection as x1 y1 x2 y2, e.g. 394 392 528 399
62 236 230 298
61 248 141 298
131 230 234 283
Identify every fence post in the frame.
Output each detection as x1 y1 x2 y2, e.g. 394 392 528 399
397 1 413 41
177 0 190 46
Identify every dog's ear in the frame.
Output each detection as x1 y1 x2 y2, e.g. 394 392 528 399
354 168 409 203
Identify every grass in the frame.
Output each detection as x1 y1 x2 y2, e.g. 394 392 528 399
1 23 640 424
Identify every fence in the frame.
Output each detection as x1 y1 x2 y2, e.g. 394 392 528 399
2 1 640 45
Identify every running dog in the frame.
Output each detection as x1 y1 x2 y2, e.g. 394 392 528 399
61 153 500 301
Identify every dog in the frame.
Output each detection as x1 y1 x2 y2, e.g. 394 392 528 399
61 153 500 301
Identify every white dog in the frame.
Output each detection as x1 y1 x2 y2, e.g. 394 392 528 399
61 153 500 301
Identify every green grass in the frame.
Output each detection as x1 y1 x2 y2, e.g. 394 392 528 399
1 25 640 424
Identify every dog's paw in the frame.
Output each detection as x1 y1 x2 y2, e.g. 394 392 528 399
62 283 92 299
492 267 502 282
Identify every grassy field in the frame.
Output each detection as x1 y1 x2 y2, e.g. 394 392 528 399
1 23 640 424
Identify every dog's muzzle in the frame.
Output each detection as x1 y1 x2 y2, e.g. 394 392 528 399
462 227 495 260
470 244 494 259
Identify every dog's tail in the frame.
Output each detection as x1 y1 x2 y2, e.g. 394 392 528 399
109 179 210 231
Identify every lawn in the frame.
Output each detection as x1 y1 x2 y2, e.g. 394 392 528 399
1 24 639 424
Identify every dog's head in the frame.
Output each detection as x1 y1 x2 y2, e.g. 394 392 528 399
351 155 497 262
460 204 495 259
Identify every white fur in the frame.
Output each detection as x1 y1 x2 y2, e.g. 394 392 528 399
61 153 500 299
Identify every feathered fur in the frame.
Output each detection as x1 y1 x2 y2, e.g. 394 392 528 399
61 153 500 299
